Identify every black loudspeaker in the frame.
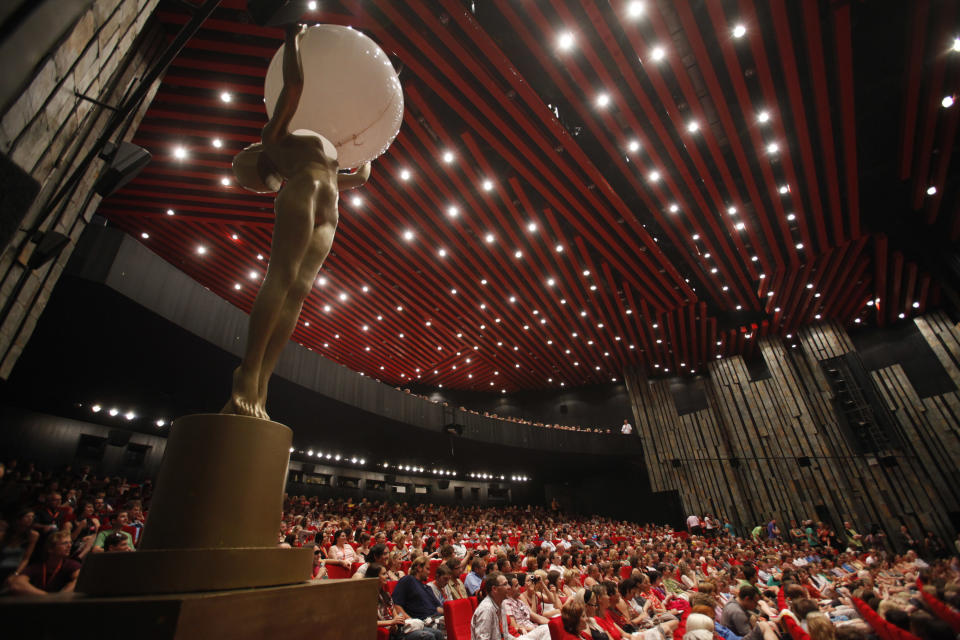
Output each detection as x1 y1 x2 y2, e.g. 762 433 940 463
26 230 69 269
670 458 682 468
880 455 898 468
247 0 308 26
444 423 463 436
437 480 449 490
559 404 568 414
797 456 812 467
0 151 40 251
814 504 831 522
302 463 315 474
93 142 151 197
76 434 107 460
729 458 741 468
107 429 131 447
385 474 396 483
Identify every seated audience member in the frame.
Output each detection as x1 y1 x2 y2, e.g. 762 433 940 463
328 529 358 567
392 556 444 622
721 586 764 640
102 531 133 552
563 598 590 638
523 569 562 617
32 492 67 535
6 531 81 596
312 546 327 579
427 563 452 603
503 573 552 638
91 510 135 552
70 501 100 555
353 542 387 579
0 509 39 582
465 556 487 596
386 550 406 580
562 568 582 600
369 563 442 640
471 571 511 639
444 557 468 600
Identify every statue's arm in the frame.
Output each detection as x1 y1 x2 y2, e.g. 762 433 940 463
263 24 305 145
338 162 371 191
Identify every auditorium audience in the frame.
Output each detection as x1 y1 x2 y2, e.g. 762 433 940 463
0 454 958 640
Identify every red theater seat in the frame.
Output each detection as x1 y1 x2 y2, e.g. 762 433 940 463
549 616 579 640
444 598 474 640
469 596 478 611
429 558 442 581
377 628 389 640
386 580 397 595
325 564 353 579
620 566 632 580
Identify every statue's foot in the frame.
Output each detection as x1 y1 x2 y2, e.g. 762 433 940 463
221 367 260 417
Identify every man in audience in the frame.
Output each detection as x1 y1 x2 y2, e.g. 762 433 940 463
102 531 134 552
687 513 702 536
621 419 633 435
502 573 551 639
7 531 81 595
464 556 486 596
393 556 444 621
471 571 511 640
33 492 65 535
721 585 764 640
427 563 453 603
91 509 135 552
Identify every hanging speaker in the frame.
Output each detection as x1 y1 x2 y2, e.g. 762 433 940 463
93 142 151 197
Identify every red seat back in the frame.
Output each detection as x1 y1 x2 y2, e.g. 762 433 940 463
377 628 390 640
469 596 478 611
386 580 398 594
429 558 442 581
325 564 352 579
444 598 474 640
549 616 579 640
620 566 632 580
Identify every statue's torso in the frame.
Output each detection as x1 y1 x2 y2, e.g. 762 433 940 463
265 130 339 225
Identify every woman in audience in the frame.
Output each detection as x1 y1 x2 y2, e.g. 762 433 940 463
563 598 590 639
328 529 358 567
386 550 406 581
563 568 582 599
522 569 562 617
503 573 552 638
369 563 442 640
0 508 39 583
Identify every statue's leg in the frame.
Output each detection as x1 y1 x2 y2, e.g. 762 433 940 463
256 219 336 416
222 187 315 417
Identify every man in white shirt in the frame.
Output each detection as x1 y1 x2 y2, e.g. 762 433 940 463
621 420 633 435
471 572 511 640
686 514 702 536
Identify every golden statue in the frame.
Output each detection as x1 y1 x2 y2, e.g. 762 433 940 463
223 24 371 419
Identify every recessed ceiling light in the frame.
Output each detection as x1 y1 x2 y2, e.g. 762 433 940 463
220 177 230 186
912 301 920 308
307 0 317 10
234 283 241 290
626 1 645 18
351 195 362 206
779 185 789 194
945 95 957 108
555 244 564 252
514 250 522 259
687 121 699 133
628 139 641 153
442 150 455 163
173 146 188 160
787 213 796 221
692 233 700 240
197 245 207 255
650 46 665 61
339 293 348 301
403 230 414 241
757 111 770 123
438 248 447 257
399 169 411 181
926 186 937 195
546 278 555 286
482 179 494 191
212 138 223 148
796 242 804 250
220 91 232 103
485 233 495 243
648 170 660 182
766 142 779 154
141 232 149 239
669 203 679 213
527 222 537 232
733 24 747 38
447 205 459 217
249 271 257 279
734 222 746 230
596 93 611 108
166 208 175 216
558 31 575 51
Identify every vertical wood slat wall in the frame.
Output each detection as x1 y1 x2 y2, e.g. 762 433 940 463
625 315 960 540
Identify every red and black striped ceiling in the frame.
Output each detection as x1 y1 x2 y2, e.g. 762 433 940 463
98 0 960 392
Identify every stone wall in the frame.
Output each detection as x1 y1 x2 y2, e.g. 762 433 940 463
0 0 161 378
625 315 960 542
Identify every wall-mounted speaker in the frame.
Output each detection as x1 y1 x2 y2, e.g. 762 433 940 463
797 456 812 467
107 429 131 447
437 480 449 490
670 458 682 468
93 142 151 197
729 458 741 468
880 456 898 468
26 231 69 269
302 463 315 474
385 474 396 483
559 404 568 414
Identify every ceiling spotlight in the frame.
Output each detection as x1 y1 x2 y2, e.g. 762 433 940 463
141 232 149 239
514 250 522 259
482 179 494 191
442 150 455 163
898 312 906 319
547 278 555 286
212 138 223 148
155 419 166 427
779 185 789 194
943 95 955 108
166 208 175 216
403 230 414 241
527 222 537 232
233 283 241 290
953 37 960 52
485 233 495 243
733 24 747 38
913 301 920 308
786 213 796 221
648 170 660 182
220 91 232 103
796 242 804 250
555 244 564 252
173 146 188 160
758 111 770 123
650 46 665 61
220 177 231 186
927 186 937 195
627 139 640 153
339 293 348 301
124 411 135 421
447 206 459 217
197 245 207 255
734 222 746 230
558 32 575 51
687 121 699 133
257 254 264 260
766 142 779 154
596 93 611 108
351 195 362 206
91 404 102 413
626 1 645 18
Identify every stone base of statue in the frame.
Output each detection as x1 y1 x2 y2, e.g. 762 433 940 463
76 413 312 595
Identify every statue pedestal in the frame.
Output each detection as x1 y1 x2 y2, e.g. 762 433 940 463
77 413 312 595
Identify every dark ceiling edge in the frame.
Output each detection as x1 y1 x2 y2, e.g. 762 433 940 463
69 225 640 457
